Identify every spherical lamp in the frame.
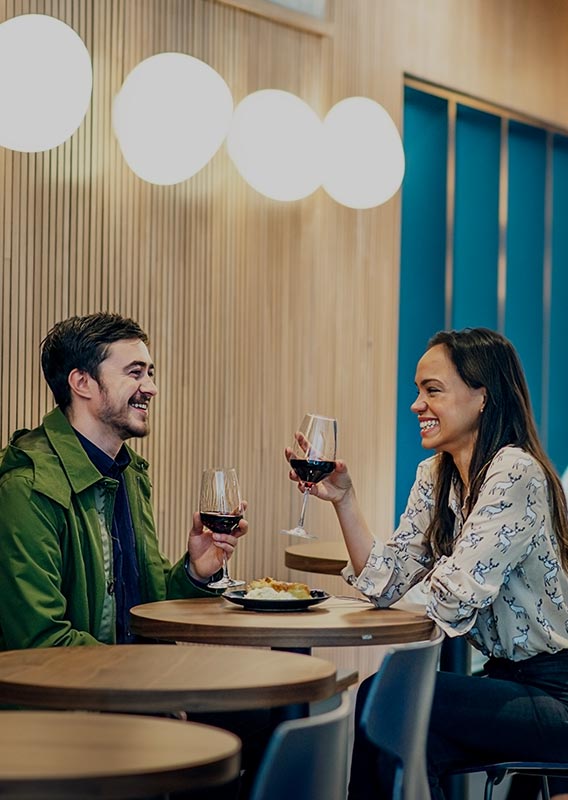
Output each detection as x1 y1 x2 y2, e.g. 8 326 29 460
226 89 323 201
113 52 233 185
322 97 405 209
0 14 92 152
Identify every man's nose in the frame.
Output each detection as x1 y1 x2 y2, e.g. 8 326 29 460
141 375 158 396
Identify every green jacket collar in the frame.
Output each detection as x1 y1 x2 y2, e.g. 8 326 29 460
6 407 150 506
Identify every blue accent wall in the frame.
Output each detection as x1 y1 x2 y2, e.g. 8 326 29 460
395 87 447 521
397 87 568 521
452 105 500 330
504 121 547 427
548 134 568 473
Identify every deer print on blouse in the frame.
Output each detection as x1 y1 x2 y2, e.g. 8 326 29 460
459 531 482 549
523 495 538 525
526 475 544 492
536 598 553 641
472 558 500 585
538 553 559 586
479 500 513 519
496 522 525 554
545 586 565 611
514 456 534 472
512 625 530 648
503 595 529 619
490 472 522 496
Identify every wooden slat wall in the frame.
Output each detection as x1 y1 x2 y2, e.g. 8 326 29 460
3 0 568 679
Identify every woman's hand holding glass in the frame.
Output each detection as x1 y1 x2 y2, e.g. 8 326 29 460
280 414 339 539
286 447 352 506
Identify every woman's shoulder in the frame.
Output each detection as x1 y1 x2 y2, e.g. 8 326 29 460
488 446 545 479
416 453 441 479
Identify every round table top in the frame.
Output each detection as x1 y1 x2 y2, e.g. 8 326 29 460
0 644 337 713
0 710 240 797
130 596 434 649
285 541 349 575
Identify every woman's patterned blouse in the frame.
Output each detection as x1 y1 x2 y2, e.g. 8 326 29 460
342 446 568 660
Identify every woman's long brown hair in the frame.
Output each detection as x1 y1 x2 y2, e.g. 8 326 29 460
425 328 568 570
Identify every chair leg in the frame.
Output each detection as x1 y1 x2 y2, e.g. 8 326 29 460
391 766 404 800
542 776 551 800
484 776 496 800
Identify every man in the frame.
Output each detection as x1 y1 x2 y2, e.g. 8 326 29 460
0 312 246 649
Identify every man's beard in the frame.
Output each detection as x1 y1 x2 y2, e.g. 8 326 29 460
97 383 150 441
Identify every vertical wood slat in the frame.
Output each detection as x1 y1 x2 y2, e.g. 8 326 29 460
3 0 568 685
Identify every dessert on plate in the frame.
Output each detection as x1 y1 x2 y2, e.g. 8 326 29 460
244 576 311 600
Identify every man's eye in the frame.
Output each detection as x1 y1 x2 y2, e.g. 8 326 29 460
130 370 142 378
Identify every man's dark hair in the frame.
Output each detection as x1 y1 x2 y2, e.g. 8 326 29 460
41 312 149 410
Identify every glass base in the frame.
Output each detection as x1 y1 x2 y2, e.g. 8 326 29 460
278 526 318 540
208 575 246 589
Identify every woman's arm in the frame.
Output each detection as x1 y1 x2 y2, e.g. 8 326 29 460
287 449 436 602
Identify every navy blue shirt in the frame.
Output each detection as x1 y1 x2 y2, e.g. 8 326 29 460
74 430 142 644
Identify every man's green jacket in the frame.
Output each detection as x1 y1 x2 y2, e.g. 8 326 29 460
0 407 213 649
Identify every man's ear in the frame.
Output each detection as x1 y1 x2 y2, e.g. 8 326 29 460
68 369 95 401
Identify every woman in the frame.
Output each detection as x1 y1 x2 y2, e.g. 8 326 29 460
288 328 568 800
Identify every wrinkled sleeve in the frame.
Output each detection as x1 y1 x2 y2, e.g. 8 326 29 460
342 460 436 606
425 452 548 637
163 553 221 599
0 474 101 648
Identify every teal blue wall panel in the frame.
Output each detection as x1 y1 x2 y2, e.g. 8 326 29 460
396 87 447 521
548 134 568 473
398 86 564 526
505 121 547 427
452 105 500 329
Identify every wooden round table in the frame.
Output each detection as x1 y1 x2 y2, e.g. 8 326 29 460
130 596 434 651
285 541 348 575
0 644 337 713
0 710 240 798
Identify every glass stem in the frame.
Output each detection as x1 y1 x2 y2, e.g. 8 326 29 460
222 554 230 579
297 487 310 529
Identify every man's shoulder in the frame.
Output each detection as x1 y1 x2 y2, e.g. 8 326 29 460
0 414 71 506
0 423 52 473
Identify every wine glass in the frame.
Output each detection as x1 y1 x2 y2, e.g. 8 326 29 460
200 467 245 589
280 413 337 539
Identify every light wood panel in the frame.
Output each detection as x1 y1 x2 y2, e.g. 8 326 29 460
3 0 568 684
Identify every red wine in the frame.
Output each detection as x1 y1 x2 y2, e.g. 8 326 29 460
290 459 335 484
200 512 243 534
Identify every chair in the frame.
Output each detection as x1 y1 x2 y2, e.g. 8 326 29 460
360 628 445 800
248 692 352 800
454 761 568 800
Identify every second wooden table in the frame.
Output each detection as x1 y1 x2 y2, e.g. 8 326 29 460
130 596 434 650
0 644 337 713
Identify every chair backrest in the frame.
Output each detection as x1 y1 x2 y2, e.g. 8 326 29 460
360 628 445 800
248 692 352 800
